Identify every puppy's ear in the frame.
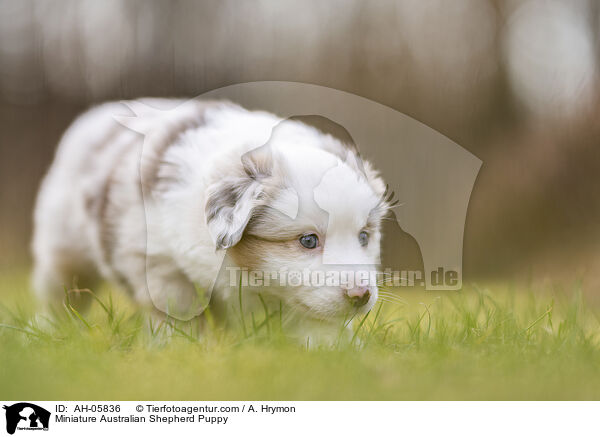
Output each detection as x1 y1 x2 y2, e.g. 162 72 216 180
205 145 273 250
241 142 273 181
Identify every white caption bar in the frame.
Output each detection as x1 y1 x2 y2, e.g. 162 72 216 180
0 401 597 437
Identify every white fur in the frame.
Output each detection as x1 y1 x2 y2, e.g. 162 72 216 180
32 99 389 344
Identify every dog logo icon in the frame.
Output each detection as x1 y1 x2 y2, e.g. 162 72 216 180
3 403 50 434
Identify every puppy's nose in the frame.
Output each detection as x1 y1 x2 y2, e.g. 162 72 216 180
345 286 371 308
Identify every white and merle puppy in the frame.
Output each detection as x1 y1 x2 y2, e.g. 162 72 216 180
32 99 392 342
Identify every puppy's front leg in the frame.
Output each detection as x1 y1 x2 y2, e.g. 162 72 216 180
131 254 206 322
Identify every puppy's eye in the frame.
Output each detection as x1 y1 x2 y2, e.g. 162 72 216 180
299 234 319 249
358 231 369 247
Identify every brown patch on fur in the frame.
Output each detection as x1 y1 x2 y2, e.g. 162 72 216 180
244 205 304 241
141 100 233 193
97 147 141 276
228 235 299 270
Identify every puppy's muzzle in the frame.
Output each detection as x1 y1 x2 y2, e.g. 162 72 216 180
344 286 371 308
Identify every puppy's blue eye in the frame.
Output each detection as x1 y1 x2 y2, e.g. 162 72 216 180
299 234 319 249
358 231 369 247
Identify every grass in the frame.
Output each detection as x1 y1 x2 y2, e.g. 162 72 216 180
1 270 599 400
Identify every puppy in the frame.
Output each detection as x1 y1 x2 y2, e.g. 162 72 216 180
32 99 392 344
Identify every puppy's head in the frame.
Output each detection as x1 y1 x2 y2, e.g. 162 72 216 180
205 118 392 320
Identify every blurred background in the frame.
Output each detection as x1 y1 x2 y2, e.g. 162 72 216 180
0 0 599 293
